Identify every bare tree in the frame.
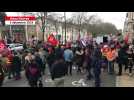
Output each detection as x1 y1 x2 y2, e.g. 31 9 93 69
66 18 75 41
83 14 102 33
71 12 87 35
47 13 61 33
23 12 48 41
36 12 48 41
83 15 96 33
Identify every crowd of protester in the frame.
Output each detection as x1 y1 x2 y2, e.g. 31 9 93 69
0 37 134 87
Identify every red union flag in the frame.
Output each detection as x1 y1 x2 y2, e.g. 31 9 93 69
47 34 59 46
5 16 36 25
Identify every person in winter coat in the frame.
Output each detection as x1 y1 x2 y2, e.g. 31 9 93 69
83 47 93 80
125 45 134 76
7 53 14 79
55 45 63 59
24 52 35 69
0 59 4 87
75 47 84 74
47 47 56 74
34 50 43 75
22 50 28 69
101 44 109 67
0 55 7 73
63 46 74 75
25 59 41 87
38 48 46 75
117 44 128 76
92 44 102 87
106 45 117 74
51 58 67 87
12 52 21 80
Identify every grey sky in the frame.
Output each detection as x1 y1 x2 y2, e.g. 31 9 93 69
6 12 127 30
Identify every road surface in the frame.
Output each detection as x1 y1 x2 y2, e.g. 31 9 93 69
2 65 116 87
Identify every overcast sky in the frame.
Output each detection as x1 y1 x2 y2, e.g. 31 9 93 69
6 12 127 30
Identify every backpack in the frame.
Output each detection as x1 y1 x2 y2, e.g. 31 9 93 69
29 64 39 76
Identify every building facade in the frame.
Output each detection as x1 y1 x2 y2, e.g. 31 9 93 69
123 12 134 43
3 16 89 43
35 17 87 43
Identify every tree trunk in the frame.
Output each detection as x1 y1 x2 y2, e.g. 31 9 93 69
79 23 81 35
72 26 73 41
42 28 45 41
42 12 47 42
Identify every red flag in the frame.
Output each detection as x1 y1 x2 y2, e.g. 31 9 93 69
47 34 59 46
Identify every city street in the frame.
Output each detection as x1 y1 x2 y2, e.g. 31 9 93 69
0 12 134 87
2 64 134 87
2 65 116 87
116 70 134 87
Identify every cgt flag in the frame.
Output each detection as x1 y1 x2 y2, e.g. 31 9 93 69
47 34 59 46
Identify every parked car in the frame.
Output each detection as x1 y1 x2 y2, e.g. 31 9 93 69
7 43 23 52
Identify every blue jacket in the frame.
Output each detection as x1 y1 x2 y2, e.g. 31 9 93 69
63 49 73 62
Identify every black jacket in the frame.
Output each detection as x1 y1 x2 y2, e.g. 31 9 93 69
0 61 4 81
91 48 102 75
25 62 41 81
118 47 128 64
47 53 56 67
12 55 21 70
35 55 43 71
51 59 67 80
